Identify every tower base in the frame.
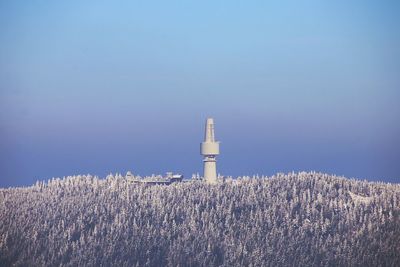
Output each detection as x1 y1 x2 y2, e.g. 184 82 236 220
204 157 217 184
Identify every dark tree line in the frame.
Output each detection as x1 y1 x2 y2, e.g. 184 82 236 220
0 172 399 266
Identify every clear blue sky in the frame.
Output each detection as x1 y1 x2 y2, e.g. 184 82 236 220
1 1 399 187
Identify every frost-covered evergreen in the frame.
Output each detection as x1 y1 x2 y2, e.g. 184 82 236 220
1 172 399 266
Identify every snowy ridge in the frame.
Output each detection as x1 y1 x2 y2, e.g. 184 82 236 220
0 172 399 266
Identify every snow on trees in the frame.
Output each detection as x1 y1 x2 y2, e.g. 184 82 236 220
0 172 399 266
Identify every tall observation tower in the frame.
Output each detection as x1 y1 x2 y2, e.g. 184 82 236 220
200 118 220 184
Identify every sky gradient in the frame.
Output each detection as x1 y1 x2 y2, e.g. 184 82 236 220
1 1 399 187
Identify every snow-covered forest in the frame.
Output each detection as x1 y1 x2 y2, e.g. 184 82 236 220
1 172 399 266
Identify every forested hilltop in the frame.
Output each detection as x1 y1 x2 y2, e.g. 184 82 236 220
1 172 399 266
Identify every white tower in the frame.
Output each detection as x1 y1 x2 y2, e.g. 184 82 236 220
200 118 220 184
